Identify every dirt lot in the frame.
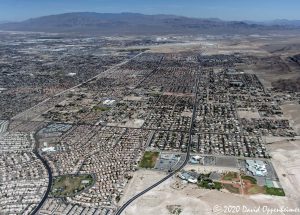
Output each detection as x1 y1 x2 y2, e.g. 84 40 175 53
268 140 300 203
119 145 300 215
267 100 300 205
121 174 211 215
118 169 166 206
237 110 260 119
121 170 299 215
185 164 239 174
281 102 300 135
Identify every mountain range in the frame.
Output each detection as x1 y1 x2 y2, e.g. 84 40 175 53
244 19 300 27
0 12 299 35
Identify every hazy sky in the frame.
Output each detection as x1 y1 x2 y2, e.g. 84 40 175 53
0 0 300 22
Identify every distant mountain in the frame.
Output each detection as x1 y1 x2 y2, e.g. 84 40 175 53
0 20 11 24
244 19 300 27
269 19 300 27
0 12 298 35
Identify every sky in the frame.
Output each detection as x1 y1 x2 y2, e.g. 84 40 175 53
0 0 300 22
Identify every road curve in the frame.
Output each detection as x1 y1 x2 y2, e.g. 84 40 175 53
115 78 198 215
31 150 53 215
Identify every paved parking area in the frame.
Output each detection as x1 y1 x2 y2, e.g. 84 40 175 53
216 157 237 167
155 153 184 172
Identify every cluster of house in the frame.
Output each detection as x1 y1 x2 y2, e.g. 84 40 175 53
0 132 34 152
38 198 115 215
192 133 267 158
0 33 131 119
43 125 149 209
0 133 48 214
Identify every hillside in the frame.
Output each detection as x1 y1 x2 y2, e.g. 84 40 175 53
0 12 296 35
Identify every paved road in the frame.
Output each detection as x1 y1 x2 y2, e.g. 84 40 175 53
115 77 199 215
134 56 164 89
31 150 53 215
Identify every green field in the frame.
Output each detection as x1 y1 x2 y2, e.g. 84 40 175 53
265 187 285 196
51 174 94 197
242 175 257 184
92 106 111 112
247 185 266 194
223 172 238 181
139 151 159 168
198 179 223 190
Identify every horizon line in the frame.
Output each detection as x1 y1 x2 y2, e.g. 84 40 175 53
1 11 300 23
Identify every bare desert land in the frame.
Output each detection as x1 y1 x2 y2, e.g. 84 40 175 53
121 169 300 215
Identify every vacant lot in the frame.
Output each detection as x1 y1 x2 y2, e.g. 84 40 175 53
281 102 300 135
243 177 264 195
268 139 300 201
123 170 298 215
119 169 166 206
237 110 260 119
139 151 160 168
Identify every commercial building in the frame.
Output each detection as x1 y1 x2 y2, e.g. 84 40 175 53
246 160 267 176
